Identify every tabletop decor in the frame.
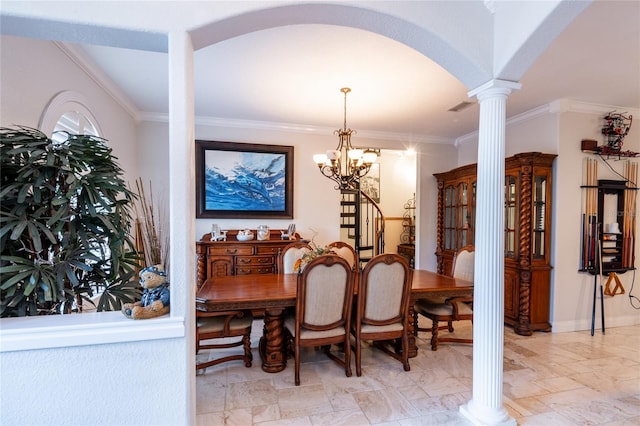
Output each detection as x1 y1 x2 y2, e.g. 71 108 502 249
293 231 336 272
236 229 254 241
195 140 294 219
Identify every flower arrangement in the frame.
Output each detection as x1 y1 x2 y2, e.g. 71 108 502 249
293 229 336 273
294 245 336 273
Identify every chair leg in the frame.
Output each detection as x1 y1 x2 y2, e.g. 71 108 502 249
294 339 301 386
448 320 454 333
343 336 352 378
355 335 362 376
430 319 439 351
243 334 253 367
401 333 410 372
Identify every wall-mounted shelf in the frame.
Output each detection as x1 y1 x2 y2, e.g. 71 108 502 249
580 174 637 275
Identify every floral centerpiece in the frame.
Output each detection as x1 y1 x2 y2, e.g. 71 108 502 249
293 230 336 273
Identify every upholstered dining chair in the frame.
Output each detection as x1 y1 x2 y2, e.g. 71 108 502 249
283 254 355 385
414 245 474 350
351 253 412 376
327 241 359 270
278 241 312 273
195 309 253 372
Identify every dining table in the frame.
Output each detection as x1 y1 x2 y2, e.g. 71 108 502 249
196 269 473 373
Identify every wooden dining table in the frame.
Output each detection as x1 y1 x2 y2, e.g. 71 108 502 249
196 269 473 373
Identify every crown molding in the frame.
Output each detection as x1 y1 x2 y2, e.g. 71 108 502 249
55 42 142 122
455 99 640 147
135 113 452 144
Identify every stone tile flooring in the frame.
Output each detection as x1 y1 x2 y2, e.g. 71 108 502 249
196 320 640 425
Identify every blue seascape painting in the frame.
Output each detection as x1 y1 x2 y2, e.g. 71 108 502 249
204 149 286 211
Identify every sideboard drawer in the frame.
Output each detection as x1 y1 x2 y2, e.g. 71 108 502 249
256 245 284 255
208 246 253 256
235 266 276 275
236 255 275 266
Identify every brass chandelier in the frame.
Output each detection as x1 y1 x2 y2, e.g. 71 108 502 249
313 87 378 189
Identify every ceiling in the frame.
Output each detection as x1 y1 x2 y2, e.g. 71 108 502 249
77 0 639 144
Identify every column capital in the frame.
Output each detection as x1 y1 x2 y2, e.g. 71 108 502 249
468 79 521 100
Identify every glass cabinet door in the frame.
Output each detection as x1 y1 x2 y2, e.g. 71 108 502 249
456 182 469 248
444 185 456 250
533 173 548 259
505 175 517 258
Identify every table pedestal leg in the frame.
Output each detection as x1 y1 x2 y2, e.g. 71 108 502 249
259 307 287 372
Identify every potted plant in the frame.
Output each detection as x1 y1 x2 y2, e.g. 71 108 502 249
0 126 141 317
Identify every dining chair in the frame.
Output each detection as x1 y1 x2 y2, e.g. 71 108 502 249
278 241 312 273
351 253 412 376
414 245 474 350
195 309 253 372
283 254 355 385
327 241 359 270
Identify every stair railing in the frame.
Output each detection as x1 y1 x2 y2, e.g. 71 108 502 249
340 185 385 265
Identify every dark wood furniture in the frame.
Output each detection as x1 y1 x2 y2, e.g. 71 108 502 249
285 255 354 385
397 243 415 268
415 246 475 350
352 254 412 376
195 269 473 372
195 310 253 371
434 152 556 335
196 230 302 288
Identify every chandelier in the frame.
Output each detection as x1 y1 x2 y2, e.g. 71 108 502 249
313 87 378 189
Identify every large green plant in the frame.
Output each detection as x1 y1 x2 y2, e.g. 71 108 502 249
0 126 141 317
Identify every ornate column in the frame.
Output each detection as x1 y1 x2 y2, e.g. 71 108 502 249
460 80 520 426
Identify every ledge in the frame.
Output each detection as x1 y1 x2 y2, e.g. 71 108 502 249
0 311 185 352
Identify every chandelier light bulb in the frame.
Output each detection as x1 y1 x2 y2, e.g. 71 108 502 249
362 150 378 165
313 153 328 166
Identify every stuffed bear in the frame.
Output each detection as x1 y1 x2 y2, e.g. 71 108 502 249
122 264 170 319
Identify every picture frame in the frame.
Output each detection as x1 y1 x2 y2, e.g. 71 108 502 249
195 140 294 219
360 162 380 203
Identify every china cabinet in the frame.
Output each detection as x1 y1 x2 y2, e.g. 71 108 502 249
434 152 557 335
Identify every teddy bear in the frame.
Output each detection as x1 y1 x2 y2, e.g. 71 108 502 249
122 264 170 319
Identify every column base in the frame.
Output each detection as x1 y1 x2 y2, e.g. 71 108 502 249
460 400 516 426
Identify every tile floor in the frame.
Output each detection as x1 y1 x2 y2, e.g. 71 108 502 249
196 320 640 425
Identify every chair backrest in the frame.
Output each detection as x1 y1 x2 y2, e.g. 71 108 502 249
296 254 354 331
327 241 358 269
358 253 412 326
279 241 312 273
452 245 475 282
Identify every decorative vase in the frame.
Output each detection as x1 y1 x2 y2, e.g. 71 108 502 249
257 225 270 241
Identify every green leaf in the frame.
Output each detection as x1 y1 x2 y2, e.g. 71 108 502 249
9 220 27 241
0 270 35 290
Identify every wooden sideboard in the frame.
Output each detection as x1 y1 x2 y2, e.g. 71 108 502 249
196 229 301 288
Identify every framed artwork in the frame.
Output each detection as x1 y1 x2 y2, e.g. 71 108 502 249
195 140 294 219
360 163 380 203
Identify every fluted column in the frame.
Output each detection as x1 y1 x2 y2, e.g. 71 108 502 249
460 80 520 426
